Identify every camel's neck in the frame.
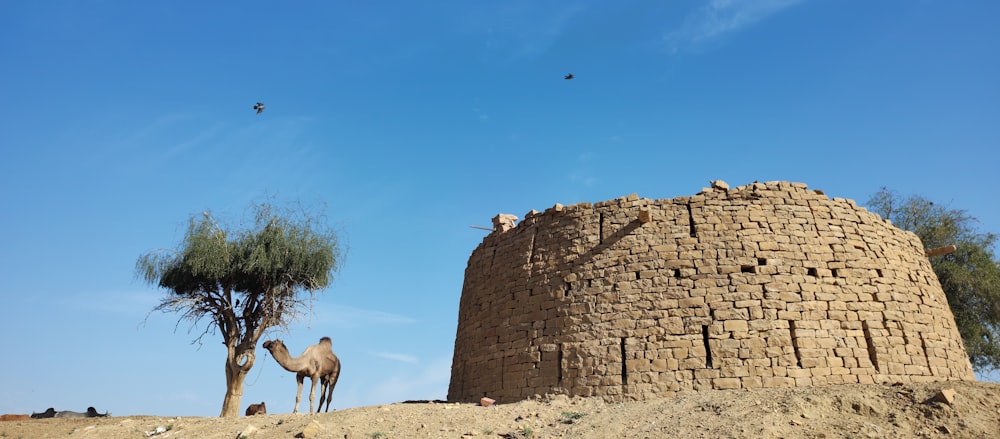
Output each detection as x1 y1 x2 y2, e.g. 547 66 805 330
268 345 312 373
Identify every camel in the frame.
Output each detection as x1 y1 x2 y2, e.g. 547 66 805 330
54 407 109 418
245 401 267 416
262 337 341 414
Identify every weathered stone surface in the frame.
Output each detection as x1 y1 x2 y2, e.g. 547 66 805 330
926 388 957 405
238 424 258 437
492 214 518 232
448 181 975 405
296 420 323 438
710 179 730 190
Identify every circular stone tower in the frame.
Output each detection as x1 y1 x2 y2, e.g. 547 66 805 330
448 181 974 403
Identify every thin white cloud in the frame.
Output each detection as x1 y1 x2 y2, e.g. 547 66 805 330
161 123 226 159
56 290 161 315
305 302 418 329
469 4 587 62
514 4 586 58
567 151 598 188
473 107 489 121
666 0 803 50
372 351 420 364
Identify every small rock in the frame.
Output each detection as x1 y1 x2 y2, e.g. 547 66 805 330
710 180 729 190
480 397 496 407
296 420 324 438
937 425 953 434
238 424 258 437
926 389 957 406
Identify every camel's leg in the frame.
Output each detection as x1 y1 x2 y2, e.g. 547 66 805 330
321 379 333 412
318 374 333 412
322 370 340 412
318 378 329 413
294 375 304 414
308 377 318 413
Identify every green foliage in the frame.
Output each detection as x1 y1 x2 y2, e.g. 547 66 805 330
501 426 534 439
137 203 342 343
867 188 1000 372
560 411 585 424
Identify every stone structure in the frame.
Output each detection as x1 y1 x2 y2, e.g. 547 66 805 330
448 181 975 404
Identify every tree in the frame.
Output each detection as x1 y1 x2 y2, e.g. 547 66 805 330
136 203 342 417
866 188 1000 373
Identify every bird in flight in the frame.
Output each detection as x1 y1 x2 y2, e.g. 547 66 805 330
564 73 574 80
253 102 265 114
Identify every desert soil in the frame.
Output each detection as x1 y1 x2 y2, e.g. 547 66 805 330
3 380 999 438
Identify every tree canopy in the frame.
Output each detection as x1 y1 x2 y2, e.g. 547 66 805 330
136 203 342 417
867 188 1000 373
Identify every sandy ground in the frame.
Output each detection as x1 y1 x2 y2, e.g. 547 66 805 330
3 380 999 438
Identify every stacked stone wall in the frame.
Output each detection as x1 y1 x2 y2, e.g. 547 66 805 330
448 181 975 403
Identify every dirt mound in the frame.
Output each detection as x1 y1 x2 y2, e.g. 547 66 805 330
3 381 998 438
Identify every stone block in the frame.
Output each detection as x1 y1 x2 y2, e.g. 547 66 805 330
762 376 794 388
714 378 741 389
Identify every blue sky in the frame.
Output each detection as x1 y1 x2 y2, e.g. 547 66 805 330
1 1 998 417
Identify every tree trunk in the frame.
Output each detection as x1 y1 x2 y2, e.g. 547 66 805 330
218 345 256 417
219 368 246 417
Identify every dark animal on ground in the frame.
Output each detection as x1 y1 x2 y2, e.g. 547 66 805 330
246 401 267 416
47 407 109 418
31 408 55 419
87 407 110 417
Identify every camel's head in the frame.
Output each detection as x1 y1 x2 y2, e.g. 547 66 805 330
262 339 284 352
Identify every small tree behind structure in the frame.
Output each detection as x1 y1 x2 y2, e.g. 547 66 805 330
137 203 342 417
867 188 1000 373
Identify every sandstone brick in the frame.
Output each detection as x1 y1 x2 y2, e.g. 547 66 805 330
723 320 749 332
714 378 741 389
